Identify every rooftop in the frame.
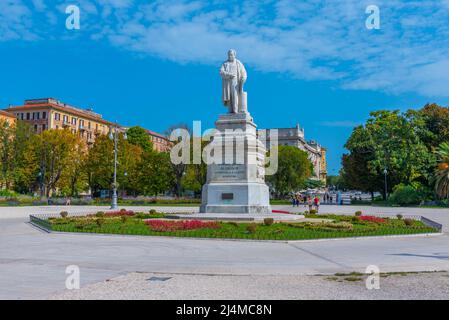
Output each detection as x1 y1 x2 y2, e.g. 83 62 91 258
4 98 114 126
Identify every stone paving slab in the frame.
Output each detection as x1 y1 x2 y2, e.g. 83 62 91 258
1 205 449 299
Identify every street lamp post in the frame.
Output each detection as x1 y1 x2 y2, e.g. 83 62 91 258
109 124 127 210
383 167 388 200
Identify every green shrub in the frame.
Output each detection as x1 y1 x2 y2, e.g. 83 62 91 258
403 218 413 226
95 211 105 218
60 211 68 218
309 209 317 214
264 218 274 226
396 214 403 220
228 221 238 227
120 216 129 223
389 185 423 206
0 189 18 197
355 211 362 216
149 209 157 214
96 218 105 227
246 223 257 233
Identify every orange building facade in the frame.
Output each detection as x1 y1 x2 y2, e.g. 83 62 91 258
4 98 114 144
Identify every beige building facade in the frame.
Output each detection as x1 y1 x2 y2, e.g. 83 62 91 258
258 124 327 182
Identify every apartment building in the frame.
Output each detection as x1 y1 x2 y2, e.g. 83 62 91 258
0 110 16 125
146 129 172 152
4 98 115 144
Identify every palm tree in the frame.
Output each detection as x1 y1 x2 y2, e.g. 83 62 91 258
434 142 449 199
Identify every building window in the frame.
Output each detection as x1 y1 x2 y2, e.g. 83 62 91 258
72 117 77 125
26 113 30 120
42 124 46 131
88 122 91 129
63 115 68 123
42 112 46 119
54 113 61 121
34 124 38 132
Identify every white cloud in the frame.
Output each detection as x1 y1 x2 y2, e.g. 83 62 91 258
2 0 449 97
0 0 39 41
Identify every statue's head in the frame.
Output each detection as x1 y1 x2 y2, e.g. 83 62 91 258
227 49 236 62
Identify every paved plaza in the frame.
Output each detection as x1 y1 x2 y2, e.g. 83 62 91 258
1 205 449 299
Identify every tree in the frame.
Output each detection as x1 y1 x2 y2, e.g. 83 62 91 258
266 145 313 197
137 151 174 196
181 137 208 196
117 140 143 196
59 137 88 196
33 129 85 196
166 123 191 197
326 175 346 190
85 135 114 195
342 110 435 199
0 120 15 189
126 126 153 153
86 133 144 196
419 104 449 149
434 142 449 199
11 121 38 194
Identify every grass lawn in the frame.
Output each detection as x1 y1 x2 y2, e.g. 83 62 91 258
33 211 439 241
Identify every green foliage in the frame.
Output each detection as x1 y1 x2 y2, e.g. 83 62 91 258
137 151 175 196
263 218 274 226
342 109 437 199
419 104 449 148
60 211 68 218
305 178 325 189
355 211 362 217
433 142 449 199
326 175 346 189
126 126 153 153
389 185 423 206
266 145 313 197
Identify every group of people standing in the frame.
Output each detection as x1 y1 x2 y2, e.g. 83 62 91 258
290 193 320 212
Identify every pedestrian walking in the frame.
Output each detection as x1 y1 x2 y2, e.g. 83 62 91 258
307 196 313 213
314 196 320 213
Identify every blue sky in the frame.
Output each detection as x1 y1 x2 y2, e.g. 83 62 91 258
1 0 449 175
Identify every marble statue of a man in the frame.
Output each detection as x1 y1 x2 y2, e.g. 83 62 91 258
220 49 247 113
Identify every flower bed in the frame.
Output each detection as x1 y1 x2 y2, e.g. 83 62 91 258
40 212 440 241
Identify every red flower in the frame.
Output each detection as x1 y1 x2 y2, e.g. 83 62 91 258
104 210 135 217
359 215 386 223
145 219 220 232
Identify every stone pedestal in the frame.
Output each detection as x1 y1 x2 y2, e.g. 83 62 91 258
200 112 271 214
